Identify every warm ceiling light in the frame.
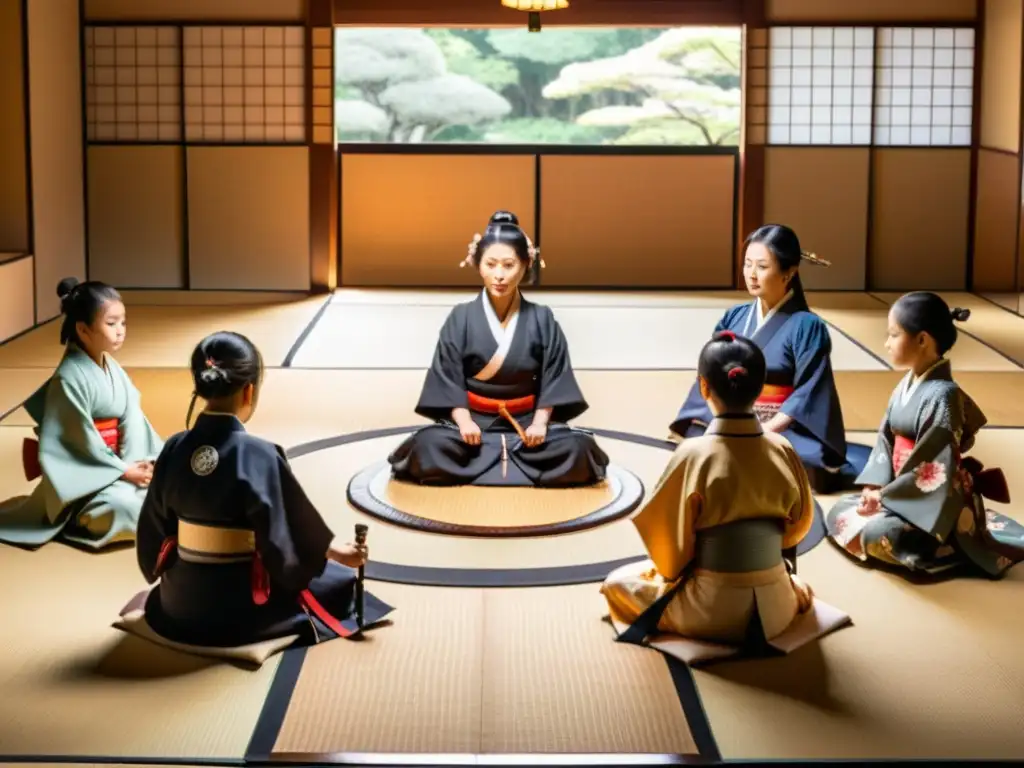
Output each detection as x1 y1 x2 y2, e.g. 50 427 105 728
500 0 569 9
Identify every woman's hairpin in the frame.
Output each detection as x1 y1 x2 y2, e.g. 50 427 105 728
525 234 545 269
727 367 747 379
800 249 831 267
460 233 482 268
205 357 217 369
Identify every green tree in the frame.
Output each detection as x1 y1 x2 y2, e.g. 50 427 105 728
335 28 511 142
542 28 741 145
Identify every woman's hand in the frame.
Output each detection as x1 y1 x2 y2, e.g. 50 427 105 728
857 487 881 517
523 422 548 448
452 407 481 445
763 413 793 433
123 460 154 488
327 537 368 568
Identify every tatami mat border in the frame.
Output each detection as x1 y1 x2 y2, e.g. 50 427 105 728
281 296 334 368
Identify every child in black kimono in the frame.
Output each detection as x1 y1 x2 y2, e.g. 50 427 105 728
123 331 392 662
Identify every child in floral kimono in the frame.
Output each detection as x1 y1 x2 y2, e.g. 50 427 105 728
0 278 163 550
825 292 1024 578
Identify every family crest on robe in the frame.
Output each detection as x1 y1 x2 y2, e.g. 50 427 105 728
388 290 609 487
670 291 870 493
0 344 163 550
602 415 850 664
117 412 393 663
825 359 1024 578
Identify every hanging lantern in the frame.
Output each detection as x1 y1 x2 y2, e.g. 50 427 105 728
500 0 569 32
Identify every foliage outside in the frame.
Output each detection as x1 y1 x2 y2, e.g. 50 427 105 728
334 26 741 146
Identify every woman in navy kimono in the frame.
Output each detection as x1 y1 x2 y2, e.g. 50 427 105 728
388 210 609 488
129 332 393 658
669 224 870 494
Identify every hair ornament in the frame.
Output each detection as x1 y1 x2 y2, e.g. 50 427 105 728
525 234 545 269
727 367 746 379
799 249 831 268
951 307 971 322
205 357 217 369
718 331 737 342
460 233 482 268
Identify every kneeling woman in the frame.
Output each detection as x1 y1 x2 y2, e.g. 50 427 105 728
0 278 163 550
669 224 869 493
131 332 393 655
388 210 608 487
604 332 843 652
825 293 1024 578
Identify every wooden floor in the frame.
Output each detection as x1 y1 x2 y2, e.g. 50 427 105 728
1 289 1023 764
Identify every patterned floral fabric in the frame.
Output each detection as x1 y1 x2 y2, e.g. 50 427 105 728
825 359 1024 578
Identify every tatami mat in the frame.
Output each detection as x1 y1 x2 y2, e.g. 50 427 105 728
271 582 698 756
980 292 1023 314
873 291 1024 369
293 301 887 371
2 291 1024 764
0 298 325 370
0 538 278 759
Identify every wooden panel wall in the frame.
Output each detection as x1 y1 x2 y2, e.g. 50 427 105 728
27 0 86 323
871 149 971 289
86 146 185 288
0 256 34 344
973 0 1023 292
762 148 870 289
540 155 736 288
0 0 29 255
187 146 311 290
339 154 536 287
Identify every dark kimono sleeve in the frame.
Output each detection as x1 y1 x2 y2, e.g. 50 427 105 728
779 316 848 457
414 307 469 421
669 306 742 436
855 401 897 487
242 443 335 593
136 436 181 584
878 385 966 541
535 306 588 423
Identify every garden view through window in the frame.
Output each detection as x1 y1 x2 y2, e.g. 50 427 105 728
333 26 742 146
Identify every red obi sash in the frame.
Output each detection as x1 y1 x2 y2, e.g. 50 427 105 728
22 417 120 482
467 392 535 416
753 384 794 423
467 391 534 442
891 434 1009 503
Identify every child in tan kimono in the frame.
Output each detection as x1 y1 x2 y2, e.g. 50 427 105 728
602 331 850 663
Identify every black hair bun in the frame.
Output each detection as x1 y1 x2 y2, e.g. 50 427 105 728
56 277 79 300
950 307 971 322
489 210 519 227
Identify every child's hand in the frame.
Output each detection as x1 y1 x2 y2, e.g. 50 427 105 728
123 461 153 488
327 538 368 568
857 488 881 516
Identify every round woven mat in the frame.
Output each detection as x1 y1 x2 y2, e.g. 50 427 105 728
346 460 645 538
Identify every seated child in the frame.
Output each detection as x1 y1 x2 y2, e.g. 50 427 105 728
0 278 162 550
124 331 393 660
603 331 848 659
825 292 1024 578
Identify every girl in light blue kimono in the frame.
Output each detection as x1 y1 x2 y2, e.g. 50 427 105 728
0 278 163 550
825 292 1024 578
670 224 870 494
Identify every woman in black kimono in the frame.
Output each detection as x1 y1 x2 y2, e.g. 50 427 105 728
130 332 393 657
388 211 609 488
